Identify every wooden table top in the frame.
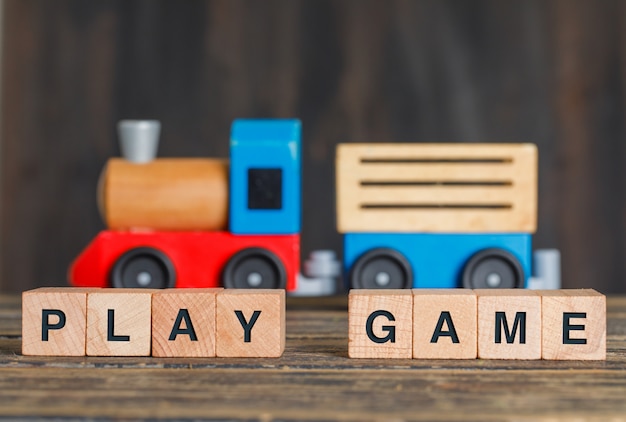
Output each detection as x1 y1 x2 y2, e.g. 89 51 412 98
0 294 624 421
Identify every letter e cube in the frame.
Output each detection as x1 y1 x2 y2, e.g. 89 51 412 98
541 289 606 360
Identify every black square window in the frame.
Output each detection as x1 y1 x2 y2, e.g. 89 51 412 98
248 168 282 210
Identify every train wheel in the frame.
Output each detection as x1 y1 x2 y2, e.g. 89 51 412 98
350 248 413 289
111 247 176 289
223 248 286 289
462 248 524 289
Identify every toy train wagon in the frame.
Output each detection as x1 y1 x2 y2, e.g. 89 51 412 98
70 119 302 291
337 143 559 290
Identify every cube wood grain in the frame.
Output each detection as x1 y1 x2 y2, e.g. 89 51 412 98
86 289 154 356
22 288 90 356
336 143 537 234
541 289 606 360
152 289 221 358
348 289 413 359
412 289 477 359
477 289 542 360
216 289 285 358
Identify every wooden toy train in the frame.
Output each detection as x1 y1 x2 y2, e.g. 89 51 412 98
70 120 302 291
69 120 560 292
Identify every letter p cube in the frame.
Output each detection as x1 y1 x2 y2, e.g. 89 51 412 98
22 288 89 356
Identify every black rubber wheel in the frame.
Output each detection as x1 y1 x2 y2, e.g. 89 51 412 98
350 248 413 289
462 248 524 289
111 247 176 289
223 248 286 289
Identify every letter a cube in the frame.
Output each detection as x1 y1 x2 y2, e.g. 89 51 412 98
152 289 220 357
348 290 413 359
413 289 477 359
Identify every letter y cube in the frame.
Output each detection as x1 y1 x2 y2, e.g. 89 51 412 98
216 290 285 358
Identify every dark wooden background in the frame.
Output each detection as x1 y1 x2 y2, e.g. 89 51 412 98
2 0 625 293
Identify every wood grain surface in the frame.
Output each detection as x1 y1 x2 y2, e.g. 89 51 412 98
3 1 626 294
0 294 625 420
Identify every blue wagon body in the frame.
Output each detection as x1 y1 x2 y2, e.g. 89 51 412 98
344 232 532 288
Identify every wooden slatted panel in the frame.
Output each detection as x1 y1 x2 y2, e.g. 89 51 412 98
336 144 537 233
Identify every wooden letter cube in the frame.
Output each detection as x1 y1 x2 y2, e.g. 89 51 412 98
86 289 154 356
541 289 606 360
413 289 477 359
477 289 541 360
349 290 413 359
216 290 285 358
152 288 220 357
22 288 89 356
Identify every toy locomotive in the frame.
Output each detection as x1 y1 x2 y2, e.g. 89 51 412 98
70 120 302 291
